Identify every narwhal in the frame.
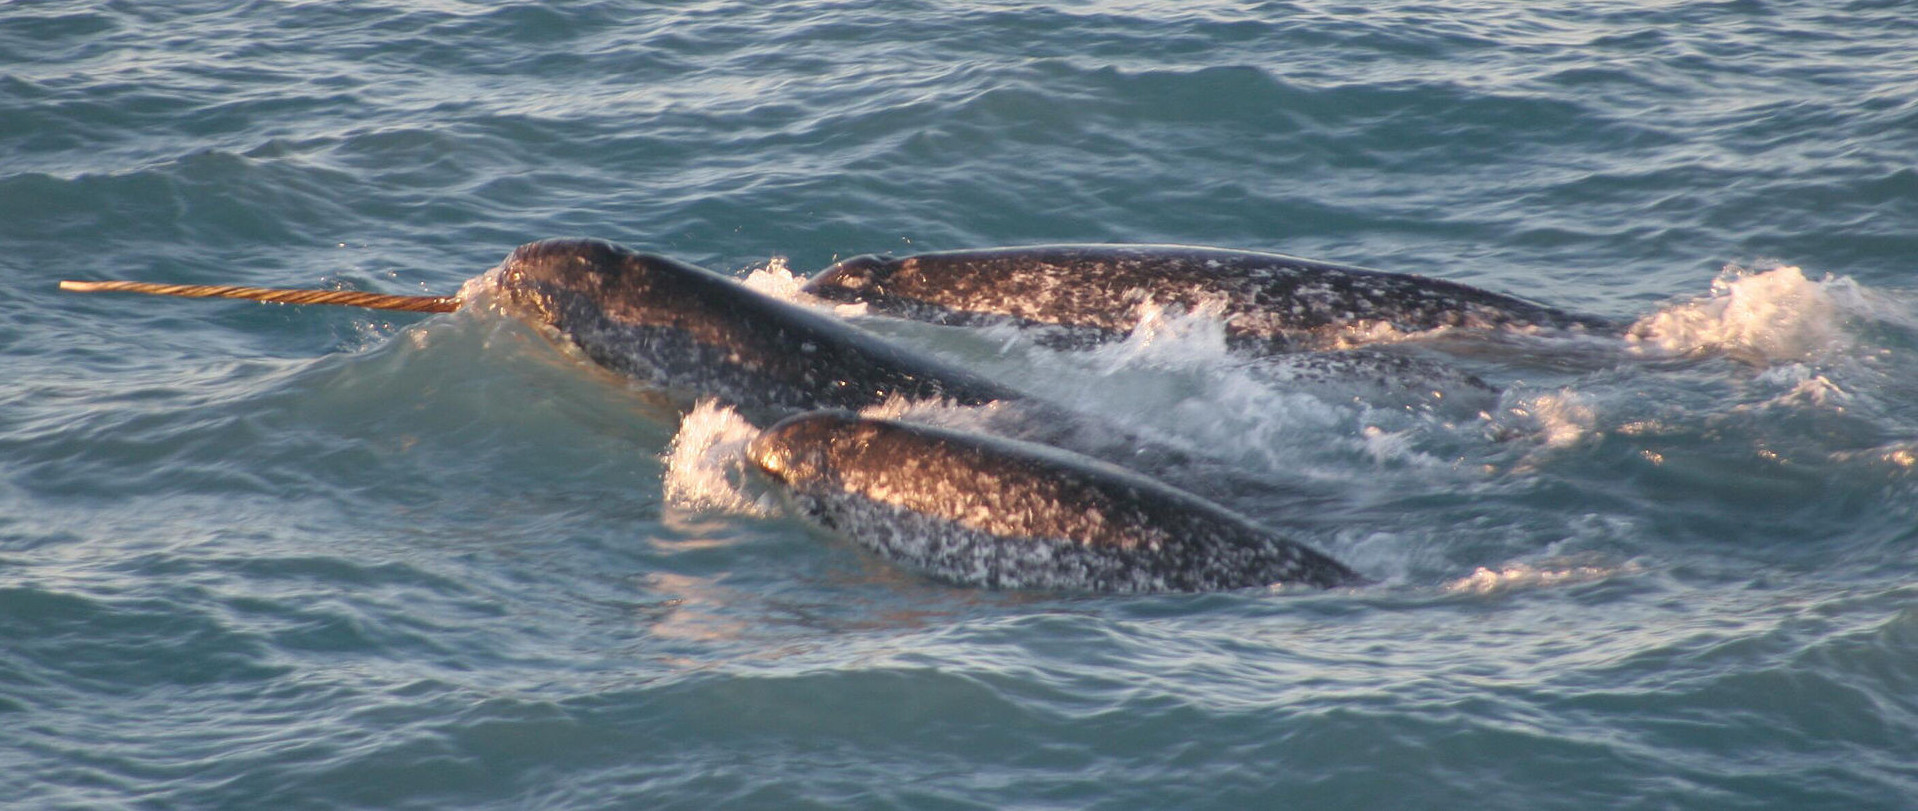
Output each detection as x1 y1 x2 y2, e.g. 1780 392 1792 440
65 238 1366 592
804 243 1619 351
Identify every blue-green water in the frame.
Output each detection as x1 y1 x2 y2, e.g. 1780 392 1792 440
6 1 1917 807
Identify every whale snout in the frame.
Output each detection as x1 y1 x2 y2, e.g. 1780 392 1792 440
747 410 862 486
803 254 894 301
745 429 791 484
500 238 629 289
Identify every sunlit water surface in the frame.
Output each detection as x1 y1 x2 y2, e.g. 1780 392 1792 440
4 2 1916 808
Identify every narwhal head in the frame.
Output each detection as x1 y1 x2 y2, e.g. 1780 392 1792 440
800 254 901 303
493 238 664 324
746 410 867 488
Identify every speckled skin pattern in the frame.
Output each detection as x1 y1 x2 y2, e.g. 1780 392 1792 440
493 239 1022 418
804 244 1619 350
487 239 1291 505
749 411 1363 593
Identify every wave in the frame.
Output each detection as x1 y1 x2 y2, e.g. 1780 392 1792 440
1629 263 1863 363
662 400 781 518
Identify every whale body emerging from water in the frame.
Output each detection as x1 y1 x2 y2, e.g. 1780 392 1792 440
748 411 1364 593
500 241 1358 588
64 238 1367 592
803 244 1619 351
492 239 1280 502
491 238 1021 419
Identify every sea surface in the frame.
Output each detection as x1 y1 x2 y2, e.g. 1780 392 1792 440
5 1 1917 808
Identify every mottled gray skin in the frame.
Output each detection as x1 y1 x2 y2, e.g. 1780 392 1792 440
493 239 1021 419
748 411 1364 593
489 239 1330 512
804 244 1620 351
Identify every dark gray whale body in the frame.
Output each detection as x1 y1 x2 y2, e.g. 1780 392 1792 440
499 240 1365 590
490 238 1267 502
804 244 1619 351
66 238 1371 593
749 411 1363 593
492 238 1020 419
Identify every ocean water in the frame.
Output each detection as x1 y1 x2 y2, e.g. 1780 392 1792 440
5 1 1917 807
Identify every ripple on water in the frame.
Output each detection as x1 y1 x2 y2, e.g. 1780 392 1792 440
6 0 1918 808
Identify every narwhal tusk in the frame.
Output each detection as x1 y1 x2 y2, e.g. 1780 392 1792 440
59 280 461 313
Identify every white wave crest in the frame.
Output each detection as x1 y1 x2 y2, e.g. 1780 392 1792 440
1096 298 1232 372
1746 363 1851 410
1629 264 1858 363
662 400 781 517
739 256 808 301
455 263 506 311
1501 389 1599 449
1444 561 1636 594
